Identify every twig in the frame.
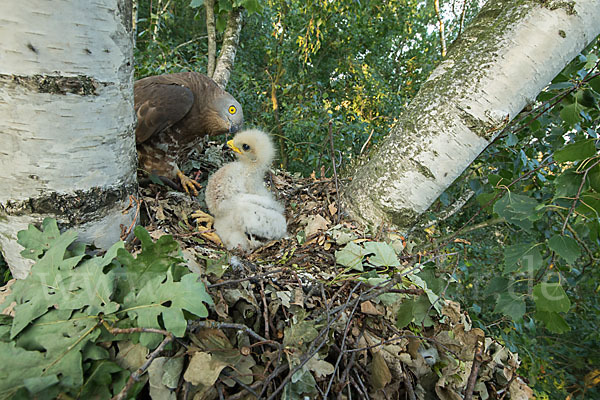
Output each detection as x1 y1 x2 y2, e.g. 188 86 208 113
216 381 225 400
187 321 280 349
259 279 270 340
220 370 261 398
403 365 417 400
561 158 600 234
464 338 484 400
359 128 375 155
323 286 362 398
328 121 342 224
433 0 447 58
120 195 142 240
263 281 366 400
225 381 263 400
207 268 285 289
112 333 174 400
102 320 171 337
352 371 371 399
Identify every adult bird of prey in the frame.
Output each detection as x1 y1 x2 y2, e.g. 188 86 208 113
134 71 244 195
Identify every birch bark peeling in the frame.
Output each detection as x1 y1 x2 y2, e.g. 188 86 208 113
0 0 137 278
343 0 600 231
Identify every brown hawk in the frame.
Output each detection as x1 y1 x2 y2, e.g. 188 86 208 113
134 71 244 195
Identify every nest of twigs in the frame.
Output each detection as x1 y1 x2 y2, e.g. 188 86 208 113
127 140 534 400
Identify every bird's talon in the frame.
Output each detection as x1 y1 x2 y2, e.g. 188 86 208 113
191 210 214 226
177 171 202 196
192 210 222 245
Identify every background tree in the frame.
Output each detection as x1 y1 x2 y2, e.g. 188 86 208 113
342 0 600 231
0 0 137 278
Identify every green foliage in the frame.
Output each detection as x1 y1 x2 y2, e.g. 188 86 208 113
134 0 478 175
439 44 600 399
0 220 212 399
334 240 449 329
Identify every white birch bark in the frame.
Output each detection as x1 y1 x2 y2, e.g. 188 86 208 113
212 7 243 89
0 0 137 278
343 0 600 231
205 0 217 78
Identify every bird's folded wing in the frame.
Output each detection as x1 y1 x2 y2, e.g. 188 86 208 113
134 83 194 143
237 201 287 240
238 193 285 214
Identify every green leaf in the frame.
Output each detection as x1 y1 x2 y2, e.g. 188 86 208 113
560 103 582 126
284 320 319 349
547 235 580 264
493 192 541 231
494 292 526 321
240 0 262 14
205 253 229 278
590 75 600 93
283 368 317 400
554 169 584 198
7 236 122 338
79 361 124 399
0 341 55 398
116 226 183 293
124 271 212 347
216 12 228 32
554 139 597 163
576 193 600 217
335 241 369 271
189 0 204 7
484 277 509 297
535 310 570 334
395 300 415 329
17 218 63 260
412 294 435 327
15 310 101 390
588 162 600 193
533 283 571 313
218 0 233 12
23 375 60 394
504 242 544 273
584 53 599 70
363 242 400 267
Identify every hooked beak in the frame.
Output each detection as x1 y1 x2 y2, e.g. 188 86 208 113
228 122 240 135
227 139 242 154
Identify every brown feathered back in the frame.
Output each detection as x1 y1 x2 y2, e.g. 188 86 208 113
134 71 244 181
134 71 244 143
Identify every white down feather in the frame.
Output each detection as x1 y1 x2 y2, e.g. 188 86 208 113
205 129 287 251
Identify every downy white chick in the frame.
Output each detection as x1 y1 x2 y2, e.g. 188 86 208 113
205 129 287 251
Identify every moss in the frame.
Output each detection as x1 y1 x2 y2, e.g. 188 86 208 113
414 161 435 180
384 207 420 230
538 0 577 15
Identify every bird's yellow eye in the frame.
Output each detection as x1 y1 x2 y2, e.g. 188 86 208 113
228 105 237 114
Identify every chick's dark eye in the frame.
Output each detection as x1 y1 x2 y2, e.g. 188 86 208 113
242 144 250 151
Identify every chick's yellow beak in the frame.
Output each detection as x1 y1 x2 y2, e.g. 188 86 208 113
227 140 242 154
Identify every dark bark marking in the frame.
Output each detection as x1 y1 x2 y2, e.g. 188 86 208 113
0 73 104 95
0 183 138 226
27 43 38 54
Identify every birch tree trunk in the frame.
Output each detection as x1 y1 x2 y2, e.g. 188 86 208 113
205 0 217 78
212 7 243 89
0 0 137 278
343 0 600 231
